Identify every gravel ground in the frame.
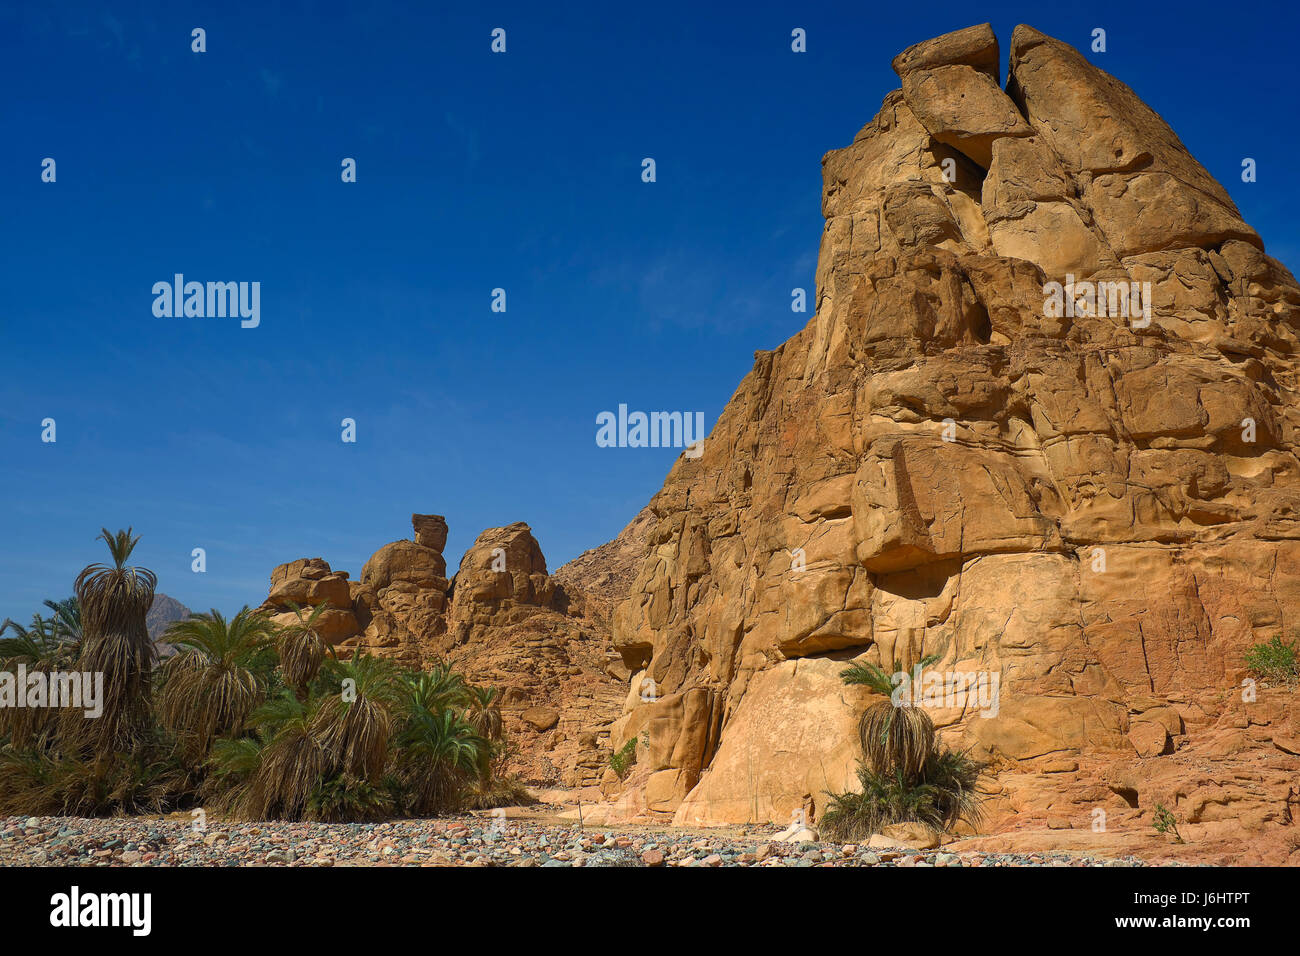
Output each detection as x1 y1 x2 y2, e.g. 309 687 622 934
0 813 1160 867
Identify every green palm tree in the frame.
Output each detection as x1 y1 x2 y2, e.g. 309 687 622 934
41 597 82 644
827 651 985 840
0 614 75 668
392 678 490 814
62 529 156 753
158 608 278 758
410 660 473 712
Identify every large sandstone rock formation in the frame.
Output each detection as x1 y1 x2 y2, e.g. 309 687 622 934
257 513 645 788
606 24 1300 859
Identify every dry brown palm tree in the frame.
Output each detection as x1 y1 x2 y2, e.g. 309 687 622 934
61 528 156 753
229 693 329 820
0 614 76 749
840 653 940 780
312 653 399 780
277 602 327 702
464 685 503 741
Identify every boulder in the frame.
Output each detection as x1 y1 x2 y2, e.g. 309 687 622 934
269 557 331 590
267 572 351 611
411 513 448 553
447 522 555 644
520 706 560 732
362 540 448 592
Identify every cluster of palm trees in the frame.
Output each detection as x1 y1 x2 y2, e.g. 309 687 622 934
0 528 516 820
821 654 983 840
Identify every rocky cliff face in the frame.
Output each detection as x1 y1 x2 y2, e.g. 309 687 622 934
606 24 1300 859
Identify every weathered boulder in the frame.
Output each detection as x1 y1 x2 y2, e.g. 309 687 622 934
361 540 448 591
411 513 449 552
269 607 360 646
260 557 360 642
269 557 332 588
447 522 555 644
894 25 1032 168
267 572 352 611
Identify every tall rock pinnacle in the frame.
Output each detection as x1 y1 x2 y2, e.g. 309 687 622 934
604 24 1300 858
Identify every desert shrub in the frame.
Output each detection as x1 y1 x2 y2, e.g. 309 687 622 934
609 738 638 778
306 773 393 822
0 743 186 817
1244 636 1300 686
1152 802 1184 843
821 748 984 841
460 773 537 811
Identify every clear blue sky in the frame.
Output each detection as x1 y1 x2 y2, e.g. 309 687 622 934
3 0 1297 622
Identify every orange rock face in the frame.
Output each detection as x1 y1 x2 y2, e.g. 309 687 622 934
606 23 1300 855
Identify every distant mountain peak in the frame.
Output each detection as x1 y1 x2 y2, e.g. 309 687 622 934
147 593 191 650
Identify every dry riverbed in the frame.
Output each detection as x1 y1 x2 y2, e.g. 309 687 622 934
0 809 1161 867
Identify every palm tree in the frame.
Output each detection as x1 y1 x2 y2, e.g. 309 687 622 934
0 614 76 668
840 653 940 780
277 603 327 702
213 691 328 820
62 528 157 752
313 652 399 781
464 685 503 741
825 651 984 841
392 675 490 814
413 662 470 712
0 614 76 748
158 608 277 759
42 597 82 644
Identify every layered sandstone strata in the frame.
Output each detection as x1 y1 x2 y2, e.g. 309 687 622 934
606 24 1300 859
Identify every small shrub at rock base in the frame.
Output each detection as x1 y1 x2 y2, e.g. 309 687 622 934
821 748 983 841
1244 636 1300 686
609 737 638 778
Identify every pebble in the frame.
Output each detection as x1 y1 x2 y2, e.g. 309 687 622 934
0 814 1171 869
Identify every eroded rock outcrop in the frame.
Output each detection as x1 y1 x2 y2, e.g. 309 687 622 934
257 514 635 788
606 24 1300 858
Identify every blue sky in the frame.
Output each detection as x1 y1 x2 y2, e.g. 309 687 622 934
2 0 1297 622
